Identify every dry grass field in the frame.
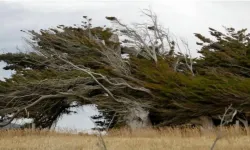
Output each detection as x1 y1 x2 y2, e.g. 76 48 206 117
0 127 250 150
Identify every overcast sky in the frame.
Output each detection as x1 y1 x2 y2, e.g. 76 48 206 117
1 0 250 131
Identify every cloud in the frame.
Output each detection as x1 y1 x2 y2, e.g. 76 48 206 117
0 1 153 51
0 62 13 81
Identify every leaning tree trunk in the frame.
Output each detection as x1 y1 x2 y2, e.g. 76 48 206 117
125 106 152 130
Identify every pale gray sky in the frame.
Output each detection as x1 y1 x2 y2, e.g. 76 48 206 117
1 0 250 131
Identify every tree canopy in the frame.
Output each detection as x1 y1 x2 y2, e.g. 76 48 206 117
0 12 250 130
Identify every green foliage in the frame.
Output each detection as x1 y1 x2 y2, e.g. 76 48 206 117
129 27 250 125
130 56 250 125
0 52 47 70
195 27 250 77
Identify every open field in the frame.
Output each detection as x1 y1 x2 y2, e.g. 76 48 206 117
0 127 250 150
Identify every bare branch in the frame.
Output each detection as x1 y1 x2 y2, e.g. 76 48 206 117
0 94 65 127
211 104 237 150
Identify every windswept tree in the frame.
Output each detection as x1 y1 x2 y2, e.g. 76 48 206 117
194 27 250 77
0 10 250 130
0 14 154 129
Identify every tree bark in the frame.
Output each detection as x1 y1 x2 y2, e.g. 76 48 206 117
125 106 152 130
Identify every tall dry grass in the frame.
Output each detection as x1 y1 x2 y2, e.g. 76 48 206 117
0 126 249 150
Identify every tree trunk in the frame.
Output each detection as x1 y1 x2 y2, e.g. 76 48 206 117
235 120 240 134
32 123 36 131
125 106 151 131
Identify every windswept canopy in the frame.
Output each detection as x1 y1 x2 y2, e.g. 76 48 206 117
0 13 250 129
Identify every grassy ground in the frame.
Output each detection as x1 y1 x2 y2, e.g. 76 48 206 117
0 127 249 150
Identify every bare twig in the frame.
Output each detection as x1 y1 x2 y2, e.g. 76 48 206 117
211 104 237 150
181 38 194 76
210 136 221 150
106 112 117 132
106 8 175 63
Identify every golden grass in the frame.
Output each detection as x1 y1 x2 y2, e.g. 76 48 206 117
0 127 250 150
